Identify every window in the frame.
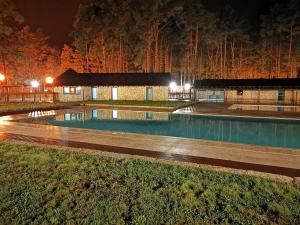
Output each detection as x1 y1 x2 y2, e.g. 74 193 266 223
76 87 81 94
64 113 82 121
146 112 153 120
237 89 243 96
63 86 81 95
278 90 285 101
63 87 70 94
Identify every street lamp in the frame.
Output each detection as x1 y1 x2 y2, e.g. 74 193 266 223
169 81 177 92
0 73 5 82
184 83 191 91
31 80 40 88
45 76 54 84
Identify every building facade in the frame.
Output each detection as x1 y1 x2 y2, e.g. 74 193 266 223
54 69 171 102
194 78 300 105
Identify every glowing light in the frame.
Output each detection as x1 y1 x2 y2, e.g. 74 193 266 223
31 80 40 88
169 81 177 92
184 83 191 91
45 76 54 84
0 73 5 81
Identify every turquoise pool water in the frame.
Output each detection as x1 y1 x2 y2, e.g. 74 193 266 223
49 109 300 149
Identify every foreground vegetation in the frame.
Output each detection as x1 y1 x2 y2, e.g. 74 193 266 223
85 100 189 108
0 102 76 115
0 142 299 224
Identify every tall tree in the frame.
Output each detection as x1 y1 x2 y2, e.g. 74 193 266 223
0 0 23 82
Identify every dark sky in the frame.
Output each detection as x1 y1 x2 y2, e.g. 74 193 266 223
13 0 278 49
13 0 87 48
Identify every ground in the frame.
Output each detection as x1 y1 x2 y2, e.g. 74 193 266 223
0 141 299 225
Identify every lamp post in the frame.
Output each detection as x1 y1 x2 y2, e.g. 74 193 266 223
0 73 6 102
45 76 54 102
31 80 40 102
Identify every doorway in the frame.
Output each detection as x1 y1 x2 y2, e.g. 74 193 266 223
92 87 97 100
112 87 118 100
146 87 153 101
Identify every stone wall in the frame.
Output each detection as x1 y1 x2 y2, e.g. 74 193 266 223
196 89 300 105
95 86 168 101
56 109 170 121
54 86 91 102
55 85 169 102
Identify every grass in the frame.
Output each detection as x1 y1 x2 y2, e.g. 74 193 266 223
84 100 190 108
0 102 76 115
0 142 299 224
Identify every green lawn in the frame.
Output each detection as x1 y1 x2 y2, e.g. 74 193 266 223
0 142 299 224
84 100 190 108
0 102 75 115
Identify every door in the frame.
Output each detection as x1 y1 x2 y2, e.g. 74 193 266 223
278 90 285 102
92 87 97 100
146 87 153 101
112 87 118 100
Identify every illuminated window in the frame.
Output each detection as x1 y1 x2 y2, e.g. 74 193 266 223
146 112 153 120
76 87 81 94
63 87 70 94
63 86 81 94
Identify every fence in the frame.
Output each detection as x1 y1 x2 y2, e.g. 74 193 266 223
0 86 58 102
169 92 193 100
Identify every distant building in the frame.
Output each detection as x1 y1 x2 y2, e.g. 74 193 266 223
194 78 300 105
54 69 171 102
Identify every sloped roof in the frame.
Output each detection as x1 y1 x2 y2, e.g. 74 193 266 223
54 69 171 86
194 78 300 89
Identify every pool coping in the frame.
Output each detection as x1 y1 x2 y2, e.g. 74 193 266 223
0 119 299 176
1 132 299 178
173 111 300 121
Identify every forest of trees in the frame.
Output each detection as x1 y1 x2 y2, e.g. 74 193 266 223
0 0 60 85
0 0 300 85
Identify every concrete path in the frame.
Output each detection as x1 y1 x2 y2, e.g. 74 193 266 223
0 120 299 176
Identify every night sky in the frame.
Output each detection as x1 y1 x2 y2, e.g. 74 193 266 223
13 0 279 48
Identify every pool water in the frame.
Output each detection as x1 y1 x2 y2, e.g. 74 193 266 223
49 109 300 149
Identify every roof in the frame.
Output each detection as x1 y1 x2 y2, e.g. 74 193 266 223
194 78 300 90
54 69 171 86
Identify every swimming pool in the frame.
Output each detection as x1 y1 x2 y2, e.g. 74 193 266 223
47 109 300 149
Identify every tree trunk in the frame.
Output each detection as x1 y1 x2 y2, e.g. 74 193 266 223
154 26 159 72
223 33 227 79
288 26 293 78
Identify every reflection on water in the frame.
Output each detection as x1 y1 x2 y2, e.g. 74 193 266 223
56 109 170 122
228 104 300 113
28 110 56 118
48 109 300 149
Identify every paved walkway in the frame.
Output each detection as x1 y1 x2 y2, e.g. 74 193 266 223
0 120 299 177
175 102 300 119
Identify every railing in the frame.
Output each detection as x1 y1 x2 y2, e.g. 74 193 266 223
0 92 58 103
169 92 193 100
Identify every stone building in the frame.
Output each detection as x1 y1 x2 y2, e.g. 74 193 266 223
54 69 171 102
194 78 300 105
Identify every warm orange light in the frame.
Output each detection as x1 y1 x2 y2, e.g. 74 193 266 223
45 76 54 84
0 73 5 81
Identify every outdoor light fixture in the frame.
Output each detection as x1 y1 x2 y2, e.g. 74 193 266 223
0 73 5 82
184 83 191 91
31 80 40 88
169 81 177 92
45 76 54 84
